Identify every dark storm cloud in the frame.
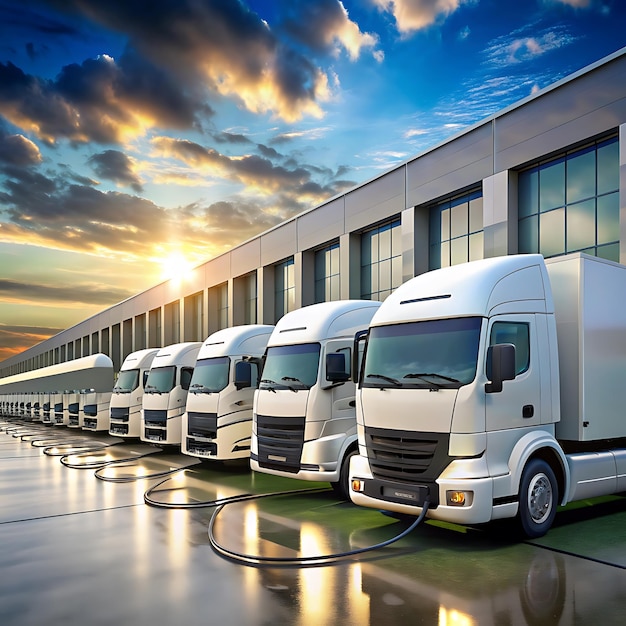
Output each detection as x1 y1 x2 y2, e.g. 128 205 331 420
40 0 331 122
88 150 143 192
0 278 133 306
0 130 42 166
0 49 206 145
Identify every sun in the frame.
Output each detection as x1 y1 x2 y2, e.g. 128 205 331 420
160 252 195 283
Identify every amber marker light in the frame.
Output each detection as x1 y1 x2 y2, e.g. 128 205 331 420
351 479 364 492
446 491 469 506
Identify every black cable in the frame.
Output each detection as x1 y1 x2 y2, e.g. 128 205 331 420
207 492 430 568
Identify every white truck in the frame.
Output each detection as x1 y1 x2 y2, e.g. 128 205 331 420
140 342 202 446
81 388 112 431
250 300 382 498
182 325 274 461
109 348 160 438
350 252 626 538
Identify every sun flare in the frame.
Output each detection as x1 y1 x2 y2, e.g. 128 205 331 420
160 252 194 283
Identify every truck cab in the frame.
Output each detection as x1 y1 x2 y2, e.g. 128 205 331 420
141 342 201 446
182 325 274 461
251 300 381 498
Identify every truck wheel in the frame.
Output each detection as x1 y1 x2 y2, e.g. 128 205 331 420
518 459 558 539
331 449 357 500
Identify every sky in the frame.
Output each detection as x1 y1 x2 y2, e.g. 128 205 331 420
0 0 625 363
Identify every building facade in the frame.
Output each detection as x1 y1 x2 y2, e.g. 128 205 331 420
2 48 625 377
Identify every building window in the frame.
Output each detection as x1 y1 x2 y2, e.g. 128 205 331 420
429 190 483 270
361 218 402 301
244 272 257 324
315 242 340 303
275 258 295 322
217 283 228 330
518 135 619 261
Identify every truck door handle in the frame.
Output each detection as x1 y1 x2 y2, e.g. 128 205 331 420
522 405 534 418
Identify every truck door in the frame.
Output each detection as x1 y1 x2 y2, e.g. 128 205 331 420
485 315 542 431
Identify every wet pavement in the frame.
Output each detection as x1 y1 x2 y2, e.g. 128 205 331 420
2 418 626 625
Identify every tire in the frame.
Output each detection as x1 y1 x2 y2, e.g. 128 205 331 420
518 458 558 539
331 449 357 500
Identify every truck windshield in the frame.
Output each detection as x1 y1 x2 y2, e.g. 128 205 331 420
113 369 139 393
260 343 321 390
189 357 230 393
363 317 482 389
145 366 176 393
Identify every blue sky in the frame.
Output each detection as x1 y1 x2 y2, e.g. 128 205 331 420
0 0 625 361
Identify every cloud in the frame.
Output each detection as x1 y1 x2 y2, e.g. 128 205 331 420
0 48 207 146
0 278 133 307
484 25 577 67
373 0 467 34
280 0 381 61
0 130 42 166
0 140 356 268
0 324 64 362
40 0 335 124
88 150 143 192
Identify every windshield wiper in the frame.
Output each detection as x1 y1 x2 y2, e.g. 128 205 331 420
281 376 309 392
112 386 130 394
190 383 214 394
260 378 277 393
144 385 161 395
366 373 402 388
403 372 461 389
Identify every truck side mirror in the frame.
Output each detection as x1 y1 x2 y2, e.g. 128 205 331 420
326 353 350 383
485 343 516 393
234 361 252 390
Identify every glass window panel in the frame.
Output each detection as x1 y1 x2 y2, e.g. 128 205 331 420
286 286 296 313
315 280 324 304
429 243 442 270
597 139 619 195
330 245 340 273
391 223 402 257
597 192 619 245
450 202 468 239
440 241 450 268
379 258 391 292
539 160 565 212
597 242 619 263
360 265 372 298
539 208 565 257
430 207 441 243
391 255 402 289
450 237 468 266
286 262 295 287
567 199 595 251
566 149 595 204
441 208 450 241
370 231 379 262
469 231 484 262
379 226 391 260
315 249 326 276
330 275 340 301
469 197 483 233
371 264 379 294
361 232 372 265
518 169 538 218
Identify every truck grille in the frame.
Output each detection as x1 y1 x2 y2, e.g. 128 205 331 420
256 414 306 473
144 409 167 426
110 407 130 422
187 411 217 438
365 427 449 484
110 423 128 435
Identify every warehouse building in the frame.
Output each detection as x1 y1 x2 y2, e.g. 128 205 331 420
1 47 625 378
